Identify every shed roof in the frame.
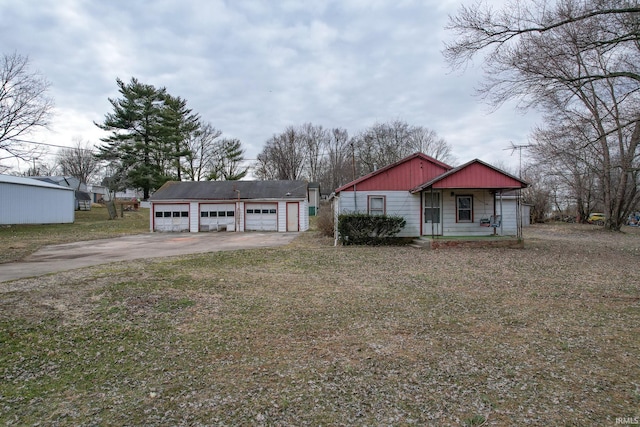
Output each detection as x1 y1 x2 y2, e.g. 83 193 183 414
150 180 308 201
0 174 74 191
410 159 528 192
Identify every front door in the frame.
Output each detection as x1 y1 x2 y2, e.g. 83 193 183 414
423 191 442 236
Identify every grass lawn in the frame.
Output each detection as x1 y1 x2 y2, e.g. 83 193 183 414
0 206 149 263
1 222 639 425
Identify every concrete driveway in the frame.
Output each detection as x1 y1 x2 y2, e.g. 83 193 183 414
0 232 298 282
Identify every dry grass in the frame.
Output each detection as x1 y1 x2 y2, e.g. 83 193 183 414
1 223 639 425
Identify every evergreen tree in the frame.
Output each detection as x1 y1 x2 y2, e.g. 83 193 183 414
95 77 199 199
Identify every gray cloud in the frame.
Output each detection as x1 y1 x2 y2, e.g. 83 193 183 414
2 0 537 172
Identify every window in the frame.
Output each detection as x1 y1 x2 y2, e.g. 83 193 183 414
172 211 181 217
227 210 235 217
368 196 385 215
210 211 218 217
219 211 226 217
201 211 209 217
457 195 473 222
163 212 171 218
262 209 270 214
155 211 163 218
180 211 188 217
246 209 254 214
269 209 276 214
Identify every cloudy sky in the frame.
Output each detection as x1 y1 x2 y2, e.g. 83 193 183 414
3 0 539 174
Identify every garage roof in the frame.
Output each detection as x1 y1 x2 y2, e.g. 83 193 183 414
150 180 308 201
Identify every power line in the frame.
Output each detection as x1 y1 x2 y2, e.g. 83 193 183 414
11 138 99 152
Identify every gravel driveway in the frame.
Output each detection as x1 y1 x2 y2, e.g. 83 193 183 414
0 232 298 282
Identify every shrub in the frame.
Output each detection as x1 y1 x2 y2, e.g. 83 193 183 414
337 213 406 245
316 204 335 237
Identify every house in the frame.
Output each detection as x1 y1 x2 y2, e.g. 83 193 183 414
0 174 75 225
149 180 309 233
308 182 321 216
332 153 528 238
32 176 92 210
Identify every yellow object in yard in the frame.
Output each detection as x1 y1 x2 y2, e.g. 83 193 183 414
587 212 605 225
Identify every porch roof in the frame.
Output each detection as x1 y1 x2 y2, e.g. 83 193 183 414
410 159 528 193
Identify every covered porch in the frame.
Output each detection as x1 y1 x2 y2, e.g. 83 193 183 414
411 159 528 238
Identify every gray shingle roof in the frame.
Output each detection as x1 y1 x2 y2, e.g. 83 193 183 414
150 180 308 201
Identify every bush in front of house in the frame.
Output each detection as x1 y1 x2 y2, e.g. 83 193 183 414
337 213 406 245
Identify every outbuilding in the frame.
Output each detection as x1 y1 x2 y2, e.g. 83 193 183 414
149 180 309 233
0 174 75 225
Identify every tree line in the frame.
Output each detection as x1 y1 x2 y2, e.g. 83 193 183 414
254 120 455 193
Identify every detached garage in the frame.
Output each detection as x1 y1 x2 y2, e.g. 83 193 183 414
149 180 309 233
0 174 75 225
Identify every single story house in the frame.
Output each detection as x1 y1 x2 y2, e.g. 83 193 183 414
333 152 528 238
149 180 309 233
0 174 75 225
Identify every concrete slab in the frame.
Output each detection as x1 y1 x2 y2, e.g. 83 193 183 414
0 232 298 282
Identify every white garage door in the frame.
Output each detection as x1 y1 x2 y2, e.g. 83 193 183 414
245 203 278 231
199 203 236 231
154 204 190 232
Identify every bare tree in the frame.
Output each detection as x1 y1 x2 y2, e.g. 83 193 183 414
319 127 352 191
445 0 640 230
352 120 455 174
56 138 100 185
408 126 456 165
0 52 53 162
255 126 306 180
182 122 223 181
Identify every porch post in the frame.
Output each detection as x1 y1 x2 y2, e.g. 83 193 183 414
499 191 503 236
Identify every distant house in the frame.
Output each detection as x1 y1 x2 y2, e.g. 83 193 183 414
333 153 528 238
32 176 92 211
0 175 75 225
149 180 309 233
308 182 321 216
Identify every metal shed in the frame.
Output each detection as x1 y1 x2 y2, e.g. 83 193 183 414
0 175 75 225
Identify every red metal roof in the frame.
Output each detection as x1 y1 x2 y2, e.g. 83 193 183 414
335 152 452 192
411 159 528 192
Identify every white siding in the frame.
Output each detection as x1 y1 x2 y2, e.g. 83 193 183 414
299 200 309 231
277 201 286 232
0 180 74 225
441 190 519 236
337 190 421 237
